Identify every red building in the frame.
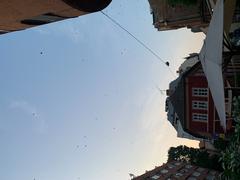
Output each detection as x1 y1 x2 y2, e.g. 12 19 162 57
132 160 219 180
168 53 240 139
0 0 112 35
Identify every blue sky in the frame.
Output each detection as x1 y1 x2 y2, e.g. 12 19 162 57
0 1 205 180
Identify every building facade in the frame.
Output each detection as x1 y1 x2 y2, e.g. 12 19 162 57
0 0 111 34
166 53 240 140
132 160 219 180
148 0 211 32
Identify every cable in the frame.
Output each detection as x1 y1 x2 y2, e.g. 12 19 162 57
100 11 176 78
155 85 167 95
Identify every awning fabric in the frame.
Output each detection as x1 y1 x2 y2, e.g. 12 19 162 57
199 0 226 130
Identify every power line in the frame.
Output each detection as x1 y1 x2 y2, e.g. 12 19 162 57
100 11 176 77
155 85 167 95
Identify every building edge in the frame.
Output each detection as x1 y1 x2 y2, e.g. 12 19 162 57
62 0 112 13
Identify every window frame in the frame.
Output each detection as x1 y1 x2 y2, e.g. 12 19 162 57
192 113 208 122
192 88 208 97
192 101 208 110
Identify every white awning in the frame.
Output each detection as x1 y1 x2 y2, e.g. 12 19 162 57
177 121 204 141
199 0 226 129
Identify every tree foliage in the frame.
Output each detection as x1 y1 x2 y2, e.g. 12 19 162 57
219 97 240 179
237 0 240 7
167 145 222 171
213 137 229 151
168 97 240 178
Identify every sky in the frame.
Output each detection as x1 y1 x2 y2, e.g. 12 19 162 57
0 1 205 180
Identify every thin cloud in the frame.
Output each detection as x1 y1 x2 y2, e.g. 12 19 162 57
10 100 36 114
34 28 51 35
53 19 87 43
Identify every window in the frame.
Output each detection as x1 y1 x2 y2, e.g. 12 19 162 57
210 171 217 175
160 169 168 174
180 168 189 173
185 165 193 169
151 175 160 179
175 173 183 177
192 113 208 122
174 162 181 166
192 101 208 110
206 175 215 180
192 88 208 97
0 30 8 34
196 167 205 172
167 164 175 169
187 177 197 180
152 11 156 24
192 171 201 177
21 13 66 25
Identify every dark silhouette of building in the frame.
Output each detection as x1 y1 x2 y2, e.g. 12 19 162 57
0 0 111 34
148 0 210 32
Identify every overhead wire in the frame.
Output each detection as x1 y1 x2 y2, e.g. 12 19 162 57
155 85 167 95
100 11 176 78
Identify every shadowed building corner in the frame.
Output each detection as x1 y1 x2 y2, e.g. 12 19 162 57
0 0 112 35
